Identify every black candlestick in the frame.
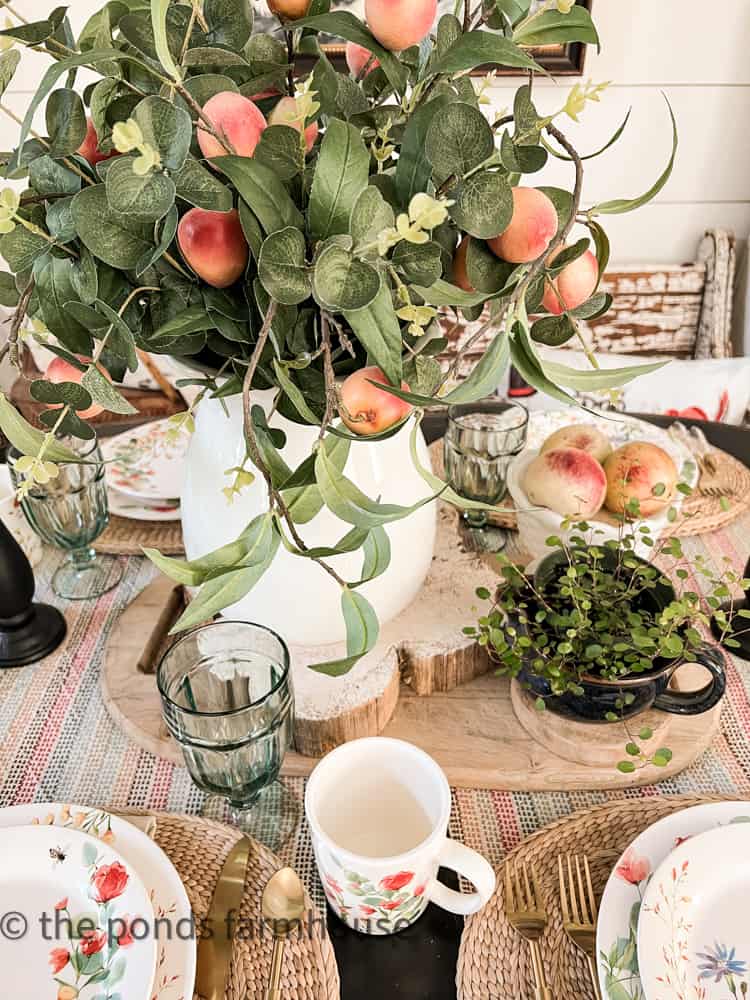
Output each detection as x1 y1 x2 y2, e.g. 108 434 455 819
0 518 66 667
711 555 750 662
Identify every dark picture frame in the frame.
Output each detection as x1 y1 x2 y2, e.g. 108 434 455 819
255 0 592 77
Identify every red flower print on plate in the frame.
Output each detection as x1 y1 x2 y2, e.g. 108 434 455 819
360 906 377 917
49 948 70 974
54 897 68 910
379 871 414 892
325 874 342 894
615 847 650 886
414 884 426 897
91 860 129 903
381 900 403 911
114 915 135 948
81 929 107 956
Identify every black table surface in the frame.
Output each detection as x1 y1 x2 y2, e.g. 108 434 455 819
329 411 750 1000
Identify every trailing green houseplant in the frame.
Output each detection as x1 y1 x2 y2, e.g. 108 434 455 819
0 0 676 672
468 499 749 770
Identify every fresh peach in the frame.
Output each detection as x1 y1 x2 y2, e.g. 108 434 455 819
523 447 607 517
268 96 319 153
540 425 612 464
77 118 119 167
542 248 598 315
340 366 412 436
346 41 380 77
365 0 437 51
488 187 558 264
177 208 249 288
603 442 679 518
452 237 474 292
268 0 310 17
45 355 111 420
197 92 267 160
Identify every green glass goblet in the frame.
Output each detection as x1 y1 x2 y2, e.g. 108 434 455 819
10 437 122 600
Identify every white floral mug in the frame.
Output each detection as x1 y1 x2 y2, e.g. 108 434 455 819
305 737 496 935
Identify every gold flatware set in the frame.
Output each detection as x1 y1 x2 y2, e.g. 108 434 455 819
503 853 603 999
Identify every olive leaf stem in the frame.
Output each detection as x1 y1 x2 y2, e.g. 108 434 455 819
14 213 78 259
0 101 95 188
178 2 199 66
1 275 33 368
241 299 347 590
319 312 339 441
174 83 237 155
162 250 193 281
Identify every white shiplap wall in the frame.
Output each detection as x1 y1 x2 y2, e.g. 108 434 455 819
4 0 750 268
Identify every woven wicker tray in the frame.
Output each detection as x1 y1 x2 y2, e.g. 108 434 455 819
94 513 184 555
150 811 339 1000
456 794 736 1000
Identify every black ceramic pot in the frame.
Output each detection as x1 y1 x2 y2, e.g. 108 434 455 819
514 550 727 724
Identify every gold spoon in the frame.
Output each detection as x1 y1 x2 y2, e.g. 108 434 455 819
261 867 306 1000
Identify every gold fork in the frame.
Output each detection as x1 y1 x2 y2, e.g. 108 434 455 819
558 855 602 1000
689 426 732 498
504 859 552 999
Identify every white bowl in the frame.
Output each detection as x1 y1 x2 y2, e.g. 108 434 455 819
507 448 681 564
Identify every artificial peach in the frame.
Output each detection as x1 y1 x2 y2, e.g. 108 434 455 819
540 425 612 464
488 187 558 264
523 447 607 518
197 92 267 160
45 356 111 420
268 96 319 153
603 442 678 518
364 0 437 51
77 118 119 167
542 248 598 315
452 237 474 292
177 208 249 288
340 366 412 436
346 41 380 78
268 0 310 18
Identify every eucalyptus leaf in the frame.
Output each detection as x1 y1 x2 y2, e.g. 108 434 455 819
258 227 311 306
254 125 305 181
29 155 81 197
392 241 442 286
0 12 65 46
81 364 137 414
350 186 394 248
182 73 239 107
134 95 192 173
570 291 612 321
343 278 403 388
46 196 77 244
45 88 87 156
425 103 494 184
213 155 303 234
450 171 513 239
174 157 233 212
105 156 176 220
530 312 575 347
72 184 154 269
0 226 49 273
204 0 254 50
312 243 380 311
35 258 92 354
465 238 515 294
0 271 19 308
183 47 249 67
30 379 92 411
309 120 370 242
136 205 179 276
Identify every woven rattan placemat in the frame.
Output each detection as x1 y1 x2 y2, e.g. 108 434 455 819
457 794 733 1000
151 812 339 1000
94 514 184 555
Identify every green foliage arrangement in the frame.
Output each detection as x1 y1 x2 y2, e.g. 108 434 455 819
0 0 678 673
469 500 750 770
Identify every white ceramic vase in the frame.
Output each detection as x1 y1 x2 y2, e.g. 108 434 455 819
181 391 437 646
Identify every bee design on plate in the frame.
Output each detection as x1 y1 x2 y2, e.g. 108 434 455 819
49 845 68 866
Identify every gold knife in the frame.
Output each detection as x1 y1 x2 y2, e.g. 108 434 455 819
195 835 252 1000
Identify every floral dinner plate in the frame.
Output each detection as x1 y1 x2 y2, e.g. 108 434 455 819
638 825 750 999
107 486 182 523
0 823 156 1000
596 801 750 1000
101 419 188 502
0 803 196 1000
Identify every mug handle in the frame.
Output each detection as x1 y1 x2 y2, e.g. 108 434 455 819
653 642 727 716
427 839 496 916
